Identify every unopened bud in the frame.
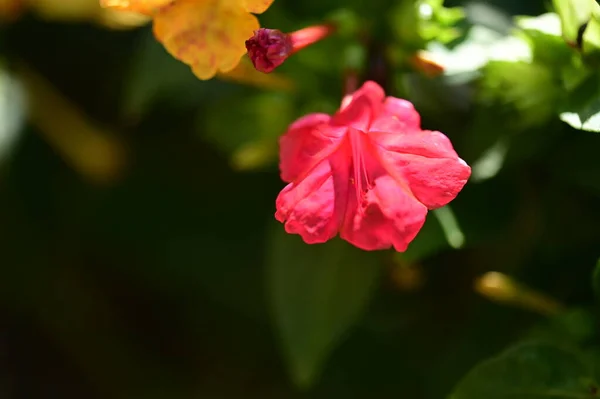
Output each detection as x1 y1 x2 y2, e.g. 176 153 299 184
246 24 336 73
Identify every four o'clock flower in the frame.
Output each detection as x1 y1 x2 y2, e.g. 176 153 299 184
275 81 471 252
246 24 335 73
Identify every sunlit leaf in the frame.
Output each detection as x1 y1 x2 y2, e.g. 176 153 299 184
559 72 600 132
267 227 382 388
582 13 600 61
552 0 600 45
516 13 572 67
427 26 531 78
517 12 562 36
450 342 599 399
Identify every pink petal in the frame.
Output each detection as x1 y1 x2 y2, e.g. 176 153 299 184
278 113 345 183
341 81 385 110
332 81 385 132
275 151 350 244
369 97 422 133
340 175 428 251
370 130 471 209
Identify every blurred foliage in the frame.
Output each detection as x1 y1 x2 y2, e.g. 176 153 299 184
0 0 599 398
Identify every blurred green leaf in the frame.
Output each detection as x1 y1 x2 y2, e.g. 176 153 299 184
0 64 25 165
266 227 382 389
326 8 361 39
526 309 596 345
123 29 234 118
552 0 600 44
392 0 465 49
396 214 448 262
480 61 560 129
427 25 531 78
559 72 600 132
470 138 509 183
391 0 422 49
433 206 465 249
419 0 464 43
516 13 572 67
582 13 600 63
450 342 599 399
517 13 562 36
203 91 293 170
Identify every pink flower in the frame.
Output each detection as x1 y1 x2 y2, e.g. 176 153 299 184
275 81 471 252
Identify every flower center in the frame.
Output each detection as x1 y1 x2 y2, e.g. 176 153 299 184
348 128 372 211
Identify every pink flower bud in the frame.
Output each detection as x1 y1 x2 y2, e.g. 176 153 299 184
245 28 293 73
246 24 335 73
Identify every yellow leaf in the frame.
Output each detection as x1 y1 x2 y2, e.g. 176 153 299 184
240 0 274 14
99 0 172 15
153 0 259 80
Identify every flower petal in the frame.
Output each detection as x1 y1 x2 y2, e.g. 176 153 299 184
369 97 422 133
276 151 350 244
240 0 274 14
153 0 259 80
279 113 346 183
99 0 172 15
340 175 427 251
371 130 471 209
333 81 385 131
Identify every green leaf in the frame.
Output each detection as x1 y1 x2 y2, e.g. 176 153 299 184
516 13 573 66
418 0 465 44
266 227 382 389
526 309 596 345
396 214 448 262
202 91 293 170
426 26 531 78
480 61 560 129
559 72 600 132
552 0 600 44
450 342 599 399
582 13 600 62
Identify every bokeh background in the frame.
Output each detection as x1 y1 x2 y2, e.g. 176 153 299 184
1 0 600 398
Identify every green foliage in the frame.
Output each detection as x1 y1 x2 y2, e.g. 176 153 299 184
552 0 600 45
560 72 600 132
267 227 382 388
450 342 599 399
